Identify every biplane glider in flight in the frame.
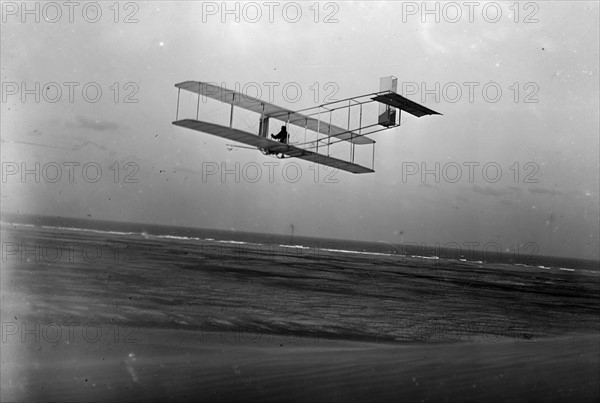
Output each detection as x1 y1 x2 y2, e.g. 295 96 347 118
172 77 441 174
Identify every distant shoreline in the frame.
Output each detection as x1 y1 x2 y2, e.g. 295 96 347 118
2 212 598 271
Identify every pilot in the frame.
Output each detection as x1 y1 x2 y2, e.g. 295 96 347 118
271 126 288 144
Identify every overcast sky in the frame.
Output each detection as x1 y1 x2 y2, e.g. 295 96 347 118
1 1 598 260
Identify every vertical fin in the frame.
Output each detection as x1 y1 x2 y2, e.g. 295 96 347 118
378 76 398 127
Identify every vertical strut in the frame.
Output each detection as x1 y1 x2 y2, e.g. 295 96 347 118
372 142 375 170
316 108 321 153
354 103 363 163
229 93 235 128
176 87 181 121
327 110 332 156
259 103 269 138
260 103 264 133
348 100 352 162
347 100 351 129
196 88 200 120
304 117 307 146
287 112 290 144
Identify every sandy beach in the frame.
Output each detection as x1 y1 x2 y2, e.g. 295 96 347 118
1 224 599 401
3 326 598 402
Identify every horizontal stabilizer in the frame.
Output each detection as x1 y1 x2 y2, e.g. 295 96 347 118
372 92 442 117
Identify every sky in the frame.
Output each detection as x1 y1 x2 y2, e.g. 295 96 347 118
1 1 599 260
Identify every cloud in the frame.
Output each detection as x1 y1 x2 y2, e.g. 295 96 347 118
0 137 71 150
528 187 564 196
174 167 203 176
71 115 121 132
72 140 107 151
455 194 469 203
470 185 510 196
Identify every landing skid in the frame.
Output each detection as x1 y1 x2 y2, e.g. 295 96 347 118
260 148 289 159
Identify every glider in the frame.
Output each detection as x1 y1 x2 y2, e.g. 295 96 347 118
172 77 441 174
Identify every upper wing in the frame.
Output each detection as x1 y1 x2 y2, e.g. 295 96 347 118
173 119 374 174
176 81 375 145
372 92 442 117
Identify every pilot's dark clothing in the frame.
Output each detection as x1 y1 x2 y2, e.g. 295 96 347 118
271 126 288 144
